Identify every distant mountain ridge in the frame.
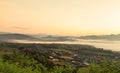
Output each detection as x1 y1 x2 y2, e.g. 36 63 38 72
0 32 74 42
0 33 39 41
79 34 120 41
0 32 120 42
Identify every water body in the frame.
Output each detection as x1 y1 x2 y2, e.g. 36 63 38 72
10 39 120 52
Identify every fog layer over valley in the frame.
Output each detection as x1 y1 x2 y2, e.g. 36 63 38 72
0 32 120 51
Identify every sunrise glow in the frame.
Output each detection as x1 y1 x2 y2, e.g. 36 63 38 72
0 0 120 36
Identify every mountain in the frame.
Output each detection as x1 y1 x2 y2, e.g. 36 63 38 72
78 34 120 41
30 34 52 38
0 33 74 42
1 32 120 42
29 34 75 41
0 33 39 41
39 35 74 41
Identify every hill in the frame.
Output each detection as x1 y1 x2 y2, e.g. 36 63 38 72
0 33 39 41
0 33 74 42
78 34 120 41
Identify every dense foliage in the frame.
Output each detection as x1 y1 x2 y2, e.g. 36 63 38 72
0 43 120 73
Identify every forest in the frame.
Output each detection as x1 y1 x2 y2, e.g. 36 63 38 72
0 42 120 73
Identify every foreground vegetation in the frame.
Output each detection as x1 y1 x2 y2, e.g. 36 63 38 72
0 42 120 73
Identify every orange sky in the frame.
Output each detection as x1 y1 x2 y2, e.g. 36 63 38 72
0 0 120 36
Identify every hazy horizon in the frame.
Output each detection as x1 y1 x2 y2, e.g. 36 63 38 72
1 0 120 36
0 31 120 36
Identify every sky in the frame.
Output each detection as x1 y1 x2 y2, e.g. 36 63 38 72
0 0 120 36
